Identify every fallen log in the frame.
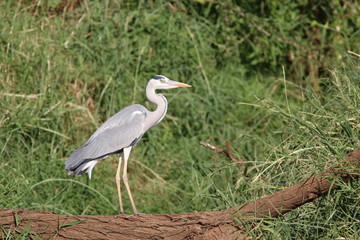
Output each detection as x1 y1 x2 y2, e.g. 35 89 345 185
1 148 359 239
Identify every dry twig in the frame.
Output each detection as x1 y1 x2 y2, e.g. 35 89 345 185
199 141 246 164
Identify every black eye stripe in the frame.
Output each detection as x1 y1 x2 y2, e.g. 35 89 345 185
153 75 164 80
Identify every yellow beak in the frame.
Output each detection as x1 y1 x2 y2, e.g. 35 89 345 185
170 80 192 88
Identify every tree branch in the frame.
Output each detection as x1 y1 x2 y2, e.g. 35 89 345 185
199 141 247 163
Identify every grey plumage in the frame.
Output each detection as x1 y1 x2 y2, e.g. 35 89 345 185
65 104 148 176
65 75 191 214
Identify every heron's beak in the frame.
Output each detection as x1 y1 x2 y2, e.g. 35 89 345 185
169 80 192 88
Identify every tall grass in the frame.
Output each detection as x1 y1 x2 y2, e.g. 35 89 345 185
0 1 359 239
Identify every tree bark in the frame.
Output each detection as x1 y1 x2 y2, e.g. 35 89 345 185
1 148 359 239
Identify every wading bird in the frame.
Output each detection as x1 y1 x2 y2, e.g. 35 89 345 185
65 75 191 214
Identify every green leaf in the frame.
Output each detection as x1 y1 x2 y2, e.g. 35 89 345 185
60 220 87 229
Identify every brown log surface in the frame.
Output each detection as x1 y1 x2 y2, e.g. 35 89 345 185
1 148 359 239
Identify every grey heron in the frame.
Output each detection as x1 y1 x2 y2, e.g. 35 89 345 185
65 75 191 214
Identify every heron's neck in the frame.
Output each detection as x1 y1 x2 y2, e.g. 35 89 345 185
146 85 168 128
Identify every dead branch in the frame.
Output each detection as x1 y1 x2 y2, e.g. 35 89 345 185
200 140 249 179
1 148 359 240
347 50 360 58
200 141 247 164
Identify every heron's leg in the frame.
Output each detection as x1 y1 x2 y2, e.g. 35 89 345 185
122 147 138 214
115 154 124 214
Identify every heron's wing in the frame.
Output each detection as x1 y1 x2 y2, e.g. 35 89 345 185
65 104 148 170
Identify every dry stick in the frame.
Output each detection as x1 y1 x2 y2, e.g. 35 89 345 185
200 141 249 179
224 141 250 178
0 93 43 99
1 148 359 240
347 50 360 58
200 141 247 164
200 141 224 169
225 141 238 162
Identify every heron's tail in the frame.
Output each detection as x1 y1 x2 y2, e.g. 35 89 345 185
66 160 99 179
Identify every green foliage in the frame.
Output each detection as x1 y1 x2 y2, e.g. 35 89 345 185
0 0 359 239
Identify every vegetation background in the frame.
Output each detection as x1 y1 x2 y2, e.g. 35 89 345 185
1 0 359 238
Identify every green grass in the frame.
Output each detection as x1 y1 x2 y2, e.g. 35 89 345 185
0 1 359 239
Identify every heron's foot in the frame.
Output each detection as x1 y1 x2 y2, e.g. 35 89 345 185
134 212 146 216
113 209 126 218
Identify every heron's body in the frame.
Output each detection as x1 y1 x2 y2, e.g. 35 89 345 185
65 104 149 177
65 75 191 214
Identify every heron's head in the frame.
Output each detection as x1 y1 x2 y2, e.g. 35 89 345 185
149 75 192 89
